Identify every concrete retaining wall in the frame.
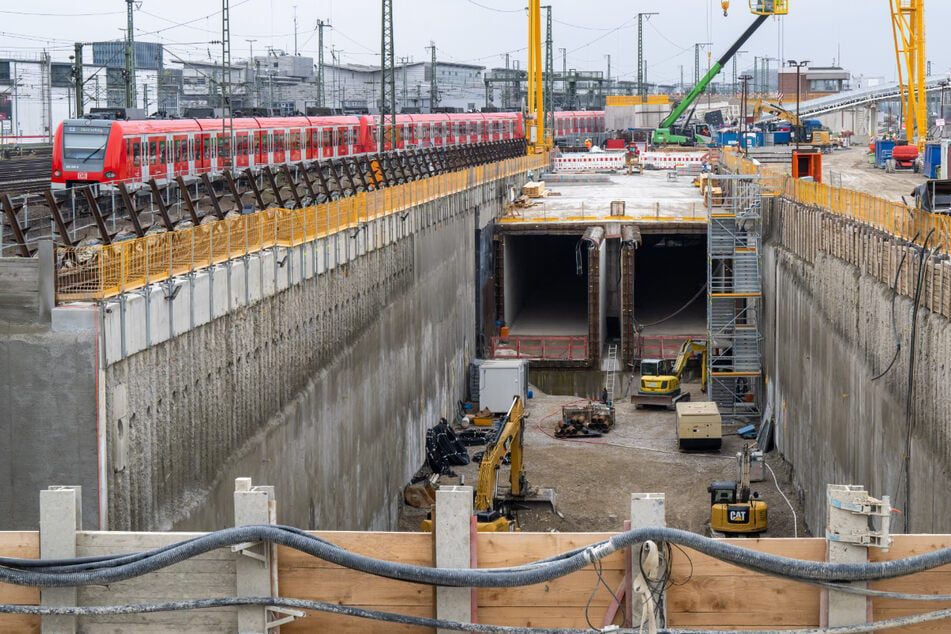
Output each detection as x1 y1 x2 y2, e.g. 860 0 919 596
763 198 951 534
100 176 523 531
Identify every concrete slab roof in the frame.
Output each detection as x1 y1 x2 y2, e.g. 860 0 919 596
499 168 708 233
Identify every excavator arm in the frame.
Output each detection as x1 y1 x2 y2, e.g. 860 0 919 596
671 339 708 386
474 397 526 511
753 100 801 126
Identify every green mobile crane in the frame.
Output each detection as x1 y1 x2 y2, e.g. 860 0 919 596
653 1 788 146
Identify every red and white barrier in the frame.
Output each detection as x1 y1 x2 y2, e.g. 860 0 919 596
552 152 626 172
639 151 707 170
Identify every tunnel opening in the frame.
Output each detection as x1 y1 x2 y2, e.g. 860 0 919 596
503 234 589 337
634 234 707 338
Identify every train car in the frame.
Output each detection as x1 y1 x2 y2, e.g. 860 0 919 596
52 109 603 188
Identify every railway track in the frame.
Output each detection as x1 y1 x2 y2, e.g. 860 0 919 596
0 157 52 194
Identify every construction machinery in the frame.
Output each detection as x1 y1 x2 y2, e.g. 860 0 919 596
752 101 832 149
421 396 555 532
653 1 788 146
709 442 768 534
633 339 707 409
890 0 927 153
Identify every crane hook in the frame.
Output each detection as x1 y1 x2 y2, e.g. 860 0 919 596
721 1 730 16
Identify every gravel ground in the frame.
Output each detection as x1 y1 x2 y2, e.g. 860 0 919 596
399 383 809 537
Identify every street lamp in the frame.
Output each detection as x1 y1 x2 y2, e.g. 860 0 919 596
787 59 809 151
739 74 752 154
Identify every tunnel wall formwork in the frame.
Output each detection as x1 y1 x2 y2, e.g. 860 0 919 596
94 174 525 532
763 197 951 534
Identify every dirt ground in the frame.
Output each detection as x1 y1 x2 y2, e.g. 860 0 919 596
399 383 809 538
821 146 927 203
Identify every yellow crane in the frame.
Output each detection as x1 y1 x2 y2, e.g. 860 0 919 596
525 0 547 152
890 0 927 150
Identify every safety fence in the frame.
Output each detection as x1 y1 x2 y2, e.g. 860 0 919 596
635 334 706 362
490 335 589 361
55 153 548 301
722 148 951 253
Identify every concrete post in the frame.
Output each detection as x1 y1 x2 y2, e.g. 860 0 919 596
233 477 275 634
38 239 54 321
434 485 473 634
40 485 81 634
630 493 666 632
824 484 870 629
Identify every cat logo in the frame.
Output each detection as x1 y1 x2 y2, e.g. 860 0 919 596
727 506 749 524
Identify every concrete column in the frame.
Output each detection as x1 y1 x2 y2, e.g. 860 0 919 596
824 484 870 629
233 477 275 634
630 493 666 631
37 240 54 321
40 485 81 634
434 485 473 634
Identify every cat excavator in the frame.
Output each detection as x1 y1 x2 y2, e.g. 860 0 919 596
709 442 768 534
633 339 707 410
421 396 555 532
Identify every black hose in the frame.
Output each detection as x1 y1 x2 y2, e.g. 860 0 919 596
8 525 951 589
3 595 951 633
870 234 917 381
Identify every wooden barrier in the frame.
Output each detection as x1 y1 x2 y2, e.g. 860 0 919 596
6 527 951 631
0 532 39 633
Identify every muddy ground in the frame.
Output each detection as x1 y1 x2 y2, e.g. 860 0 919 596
399 383 809 537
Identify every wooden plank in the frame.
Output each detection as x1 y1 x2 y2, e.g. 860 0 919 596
278 531 434 570
667 576 820 614
477 570 625 607
280 568 434 606
870 535 951 561
669 539 825 577
670 609 819 627
0 532 39 634
475 532 623 569
282 604 434 634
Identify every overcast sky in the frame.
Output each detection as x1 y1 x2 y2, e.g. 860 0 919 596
2 1 948 85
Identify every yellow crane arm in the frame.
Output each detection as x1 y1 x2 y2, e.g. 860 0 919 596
890 0 927 149
474 397 526 511
753 101 801 126
672 339 708 387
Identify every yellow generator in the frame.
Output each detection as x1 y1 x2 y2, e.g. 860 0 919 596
709 444 767 534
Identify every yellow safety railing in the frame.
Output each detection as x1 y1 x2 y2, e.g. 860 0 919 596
56 153 549 301
721 148 951 253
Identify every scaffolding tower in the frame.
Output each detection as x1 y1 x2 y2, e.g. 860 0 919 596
707 175 763 424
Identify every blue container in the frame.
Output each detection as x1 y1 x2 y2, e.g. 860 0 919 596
772 130 791 145
924 143 942 179
527 389 534 399
874 139 896 168
718 132 739 147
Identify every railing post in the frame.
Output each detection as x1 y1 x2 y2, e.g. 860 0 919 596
434 485 474 634
40 485 81 634
233 477 279 633
630 493 667 630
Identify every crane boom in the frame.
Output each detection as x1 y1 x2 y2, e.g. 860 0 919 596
660 14 769 130
890 0 927 149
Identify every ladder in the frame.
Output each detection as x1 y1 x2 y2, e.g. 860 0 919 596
604 343 618 405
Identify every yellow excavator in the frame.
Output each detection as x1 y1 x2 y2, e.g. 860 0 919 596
633 339 707 410
709 443 768 534
421 396 555 532
752 100 832 149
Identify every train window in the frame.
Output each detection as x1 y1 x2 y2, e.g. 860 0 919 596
322 129 332 148
291 131 300 151
148 141 156 165
132 141 140 167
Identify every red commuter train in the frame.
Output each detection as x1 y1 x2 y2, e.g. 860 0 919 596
51 110 604 188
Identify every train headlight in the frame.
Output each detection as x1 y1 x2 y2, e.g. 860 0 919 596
53 169 62 177
104 171 117 179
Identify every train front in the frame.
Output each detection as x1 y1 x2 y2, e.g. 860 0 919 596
51 119 118 189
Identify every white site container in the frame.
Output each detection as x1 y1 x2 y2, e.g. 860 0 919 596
478 359 529 414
